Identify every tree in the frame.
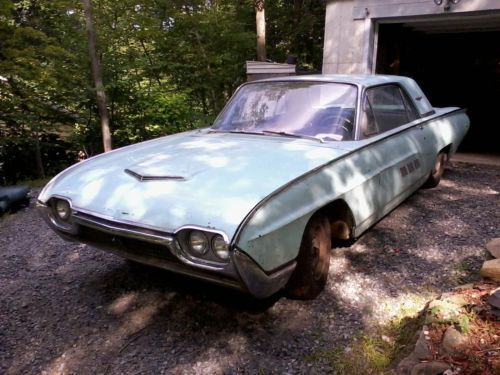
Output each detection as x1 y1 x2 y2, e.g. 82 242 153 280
81 0 112 152
255 0 266 61
266 0 325 70
0 0 326 183
0 0 85 182
158 2 254 116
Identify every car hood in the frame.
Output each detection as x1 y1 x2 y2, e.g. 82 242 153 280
39 130 351 240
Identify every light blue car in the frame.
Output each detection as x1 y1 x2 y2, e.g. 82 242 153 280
38 75 469 299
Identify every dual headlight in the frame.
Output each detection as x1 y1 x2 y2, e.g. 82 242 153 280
54 199 71 221
187 230 230 261
47 198 77 233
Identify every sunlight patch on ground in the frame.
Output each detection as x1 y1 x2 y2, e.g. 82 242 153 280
332 271 432 325
440 179 498 196
107 292 138 315
376 293 432 322
329 248 436 325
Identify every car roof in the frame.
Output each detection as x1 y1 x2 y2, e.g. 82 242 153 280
250 74 434 116
253 74 412 88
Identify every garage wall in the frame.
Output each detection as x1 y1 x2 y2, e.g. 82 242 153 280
352 0 500 19
323 1 369 74
323 0 500 74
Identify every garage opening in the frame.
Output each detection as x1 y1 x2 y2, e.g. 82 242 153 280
376 19 500 154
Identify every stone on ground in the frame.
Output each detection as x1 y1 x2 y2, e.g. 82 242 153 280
441 327 467 355
397 327 432 375
486 238 500 258
480 259 500 282
410 361 450 375
487 288 500 309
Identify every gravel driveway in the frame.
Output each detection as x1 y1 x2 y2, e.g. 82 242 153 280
1 162 499 374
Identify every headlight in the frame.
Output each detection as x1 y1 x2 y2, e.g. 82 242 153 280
188 230 208 255
212 235 229 260
54 199 71 221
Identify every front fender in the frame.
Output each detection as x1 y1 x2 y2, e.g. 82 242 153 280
233 164 342 272
233 147 384 272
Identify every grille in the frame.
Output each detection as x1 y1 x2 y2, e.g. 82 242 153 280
79 225 179 263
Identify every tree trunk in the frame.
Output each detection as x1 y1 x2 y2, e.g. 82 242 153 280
34 127 45 179
81 0 112 152
255 0 266 62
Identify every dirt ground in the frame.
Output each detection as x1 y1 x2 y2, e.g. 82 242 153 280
1 161 499 374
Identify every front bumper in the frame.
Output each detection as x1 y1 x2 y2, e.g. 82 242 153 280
37 201 295 298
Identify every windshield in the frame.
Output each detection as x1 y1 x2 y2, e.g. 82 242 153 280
212 81 358 141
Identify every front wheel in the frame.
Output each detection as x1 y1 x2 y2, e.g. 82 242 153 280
424 152 446 188
285 214 331 300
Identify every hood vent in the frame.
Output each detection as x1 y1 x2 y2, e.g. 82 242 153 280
124 168 186 182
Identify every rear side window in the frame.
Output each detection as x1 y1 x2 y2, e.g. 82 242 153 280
360 85 419 138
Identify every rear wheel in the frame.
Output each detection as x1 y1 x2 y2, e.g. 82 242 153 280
285 214 331 300
424 152 446 188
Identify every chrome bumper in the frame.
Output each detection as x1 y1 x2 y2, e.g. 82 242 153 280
37 201 295 298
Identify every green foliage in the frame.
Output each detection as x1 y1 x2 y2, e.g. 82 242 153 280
0 131 79 184
266 0 325 70
111 87 207 146
0 0 326 177
425 299 473 333
158 2 255 115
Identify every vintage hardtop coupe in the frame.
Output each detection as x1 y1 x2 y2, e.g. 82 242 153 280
38 75 469 299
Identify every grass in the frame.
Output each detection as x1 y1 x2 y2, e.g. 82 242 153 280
1 176 51 188
18 177 52 188
305 297 428 374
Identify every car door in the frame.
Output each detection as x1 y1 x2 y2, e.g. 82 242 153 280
358 84 426 217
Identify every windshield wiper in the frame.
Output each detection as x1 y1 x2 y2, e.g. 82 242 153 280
262 130 324 143
208 129 266 136
228 130 266 136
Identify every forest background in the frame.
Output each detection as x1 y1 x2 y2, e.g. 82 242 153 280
0 0 325 184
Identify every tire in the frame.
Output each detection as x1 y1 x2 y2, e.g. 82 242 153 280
285 214 331 300
424 152 446 188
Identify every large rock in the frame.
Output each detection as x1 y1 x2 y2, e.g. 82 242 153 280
486 238 500 259
487 288 500 309
440 293 468 307
480 259 500 282
397 327 432 375
441 326 467 355
426 300 461 324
